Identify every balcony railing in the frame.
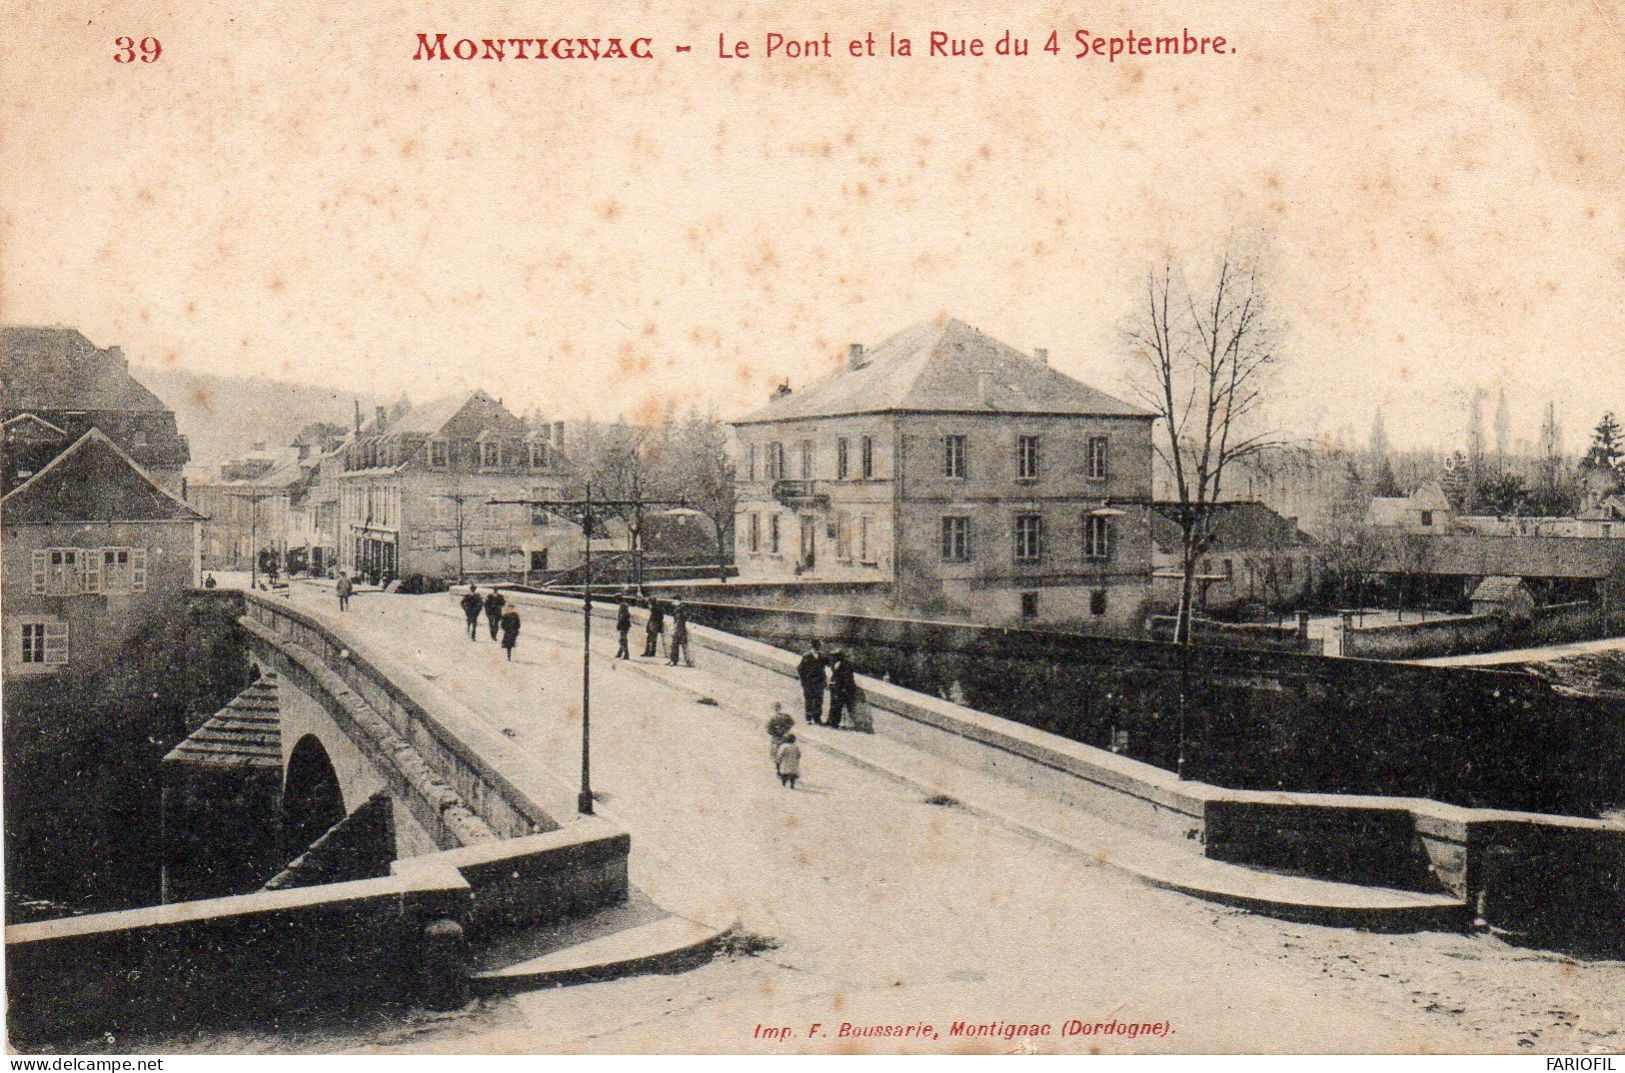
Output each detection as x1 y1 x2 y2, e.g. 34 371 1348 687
771 479 830 506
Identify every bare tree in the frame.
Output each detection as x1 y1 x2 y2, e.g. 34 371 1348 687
1126 243 1285 644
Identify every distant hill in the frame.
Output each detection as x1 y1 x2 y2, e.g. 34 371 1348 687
132 366 387 468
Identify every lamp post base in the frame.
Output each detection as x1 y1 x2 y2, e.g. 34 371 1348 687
578 790 595 816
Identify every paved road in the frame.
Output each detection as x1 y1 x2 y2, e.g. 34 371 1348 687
198 585 1619 1054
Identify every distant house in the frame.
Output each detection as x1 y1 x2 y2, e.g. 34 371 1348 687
731 317 1157 629
1469 576 1535 619
1365 481 1454 535
1151 500 1318 612
188 445 325 574
330 392 583 582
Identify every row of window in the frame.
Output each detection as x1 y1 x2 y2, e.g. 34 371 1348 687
1018 589 1110 620
946 512 1114 564
28 548 149 596
743 512 880 562
426 440 554 470
750 437 877 482
747 434 1111 482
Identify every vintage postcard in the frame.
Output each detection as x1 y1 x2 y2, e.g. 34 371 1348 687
2 0 1622 1060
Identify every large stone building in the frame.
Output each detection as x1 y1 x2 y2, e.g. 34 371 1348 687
1 327 201 679
730 317 1156 629
331 392 582 582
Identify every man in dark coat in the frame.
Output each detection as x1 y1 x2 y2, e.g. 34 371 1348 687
668 601 693 667
797 641 826 725
484 589 506 640
827 650 857 729
460 585 483 640
643 600 666 658
335 572 352 611
499 605 521 660
615 598 633 659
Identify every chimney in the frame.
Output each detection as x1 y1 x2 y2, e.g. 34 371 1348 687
848 343 867 369
375 405 387 431
1033 347 1048 365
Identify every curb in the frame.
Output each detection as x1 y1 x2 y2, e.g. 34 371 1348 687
469 918 738 995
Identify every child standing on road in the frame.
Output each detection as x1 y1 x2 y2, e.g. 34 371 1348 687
774 732 801 789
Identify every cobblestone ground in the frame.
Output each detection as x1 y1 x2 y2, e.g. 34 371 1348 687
135 589 1624 1054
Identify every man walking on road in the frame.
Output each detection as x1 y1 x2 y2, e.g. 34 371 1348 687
668 601 693 667
797 640 826 725
460 585 483 640
615 598 632 659
643 599 666 658
484 588 506 640
499 604 521 660
336 572 352 612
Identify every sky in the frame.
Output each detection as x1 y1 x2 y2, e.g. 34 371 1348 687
4 0 1622 453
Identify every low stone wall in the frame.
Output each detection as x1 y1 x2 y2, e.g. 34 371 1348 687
5 820 629 1043
1343 601 1612 660
1146 615 1322 654
595 596 1623 816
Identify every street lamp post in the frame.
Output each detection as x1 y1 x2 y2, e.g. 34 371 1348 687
489 486 690 816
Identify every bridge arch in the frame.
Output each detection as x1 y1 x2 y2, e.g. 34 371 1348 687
282 734 345 860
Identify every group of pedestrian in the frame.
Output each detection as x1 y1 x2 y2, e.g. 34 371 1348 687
460 583 522 659
796 640 863 729
615 595 694 668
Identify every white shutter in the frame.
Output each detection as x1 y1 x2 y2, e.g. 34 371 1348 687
83 550 102 594
31 551 46 594
43 622 68 665
131 548 148 592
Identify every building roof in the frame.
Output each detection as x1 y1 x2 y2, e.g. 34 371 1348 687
1470 575 1529 603
0 427 204 524
1366 481 1453 527
1408 481 1453 512
1151 500 1316 555
0 326 170 412
734 316 1152 424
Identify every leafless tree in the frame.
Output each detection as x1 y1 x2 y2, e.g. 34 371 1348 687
1126 243 1285 644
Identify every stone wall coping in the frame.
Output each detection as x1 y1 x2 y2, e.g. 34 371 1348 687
391 820 626 874
4 867 468 948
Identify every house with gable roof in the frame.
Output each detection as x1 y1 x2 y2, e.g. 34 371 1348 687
329 391 583 582
2 327 202 680
730 316 1156 630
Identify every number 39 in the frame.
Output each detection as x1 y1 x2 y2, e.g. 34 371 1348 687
114 36 162 63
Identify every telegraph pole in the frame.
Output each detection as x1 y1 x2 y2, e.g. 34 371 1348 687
489 486 689 815
431 491 482 583
227 488 277 590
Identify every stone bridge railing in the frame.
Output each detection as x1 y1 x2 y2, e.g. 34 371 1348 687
6 591 629 1043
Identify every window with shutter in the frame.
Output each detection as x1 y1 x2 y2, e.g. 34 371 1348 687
83 550 102 593
131 549 148 592
44 621 68 665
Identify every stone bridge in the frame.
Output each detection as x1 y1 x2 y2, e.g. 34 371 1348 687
5 592 675 1043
